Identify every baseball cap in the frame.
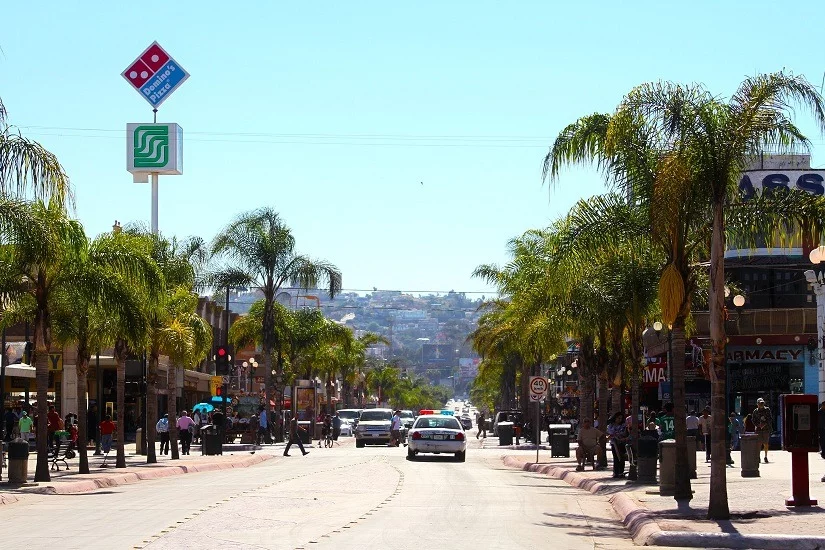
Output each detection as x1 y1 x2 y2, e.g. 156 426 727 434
757 398 765 404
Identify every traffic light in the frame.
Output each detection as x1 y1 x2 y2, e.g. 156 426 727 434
213 344 233 375
215 385 223 397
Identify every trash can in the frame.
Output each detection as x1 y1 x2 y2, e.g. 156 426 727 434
549 424 571 458
200 425 222 456
739 433 760 478
498 421 514 446
8 439 30 484
636 430 659 484
298 421 312 445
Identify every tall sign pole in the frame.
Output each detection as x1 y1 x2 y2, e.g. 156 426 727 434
122 42 189 234
529 376 549 463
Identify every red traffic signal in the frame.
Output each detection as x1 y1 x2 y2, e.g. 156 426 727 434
215 386 222 396
217 347 227 357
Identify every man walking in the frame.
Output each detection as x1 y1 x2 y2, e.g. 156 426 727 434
390 409 403 447
18 411 33 445
699 408 712 461
177 411 194 455
752 397 772 463
156 413 170 455
283 416 309 457
257 406 268 446
476 412 487 439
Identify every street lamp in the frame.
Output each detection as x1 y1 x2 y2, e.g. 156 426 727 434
805 245 825 402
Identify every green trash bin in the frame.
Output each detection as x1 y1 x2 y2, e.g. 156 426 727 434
498 421 514 446
200 425 222 456
297 421 312 444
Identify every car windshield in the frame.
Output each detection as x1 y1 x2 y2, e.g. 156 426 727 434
337 410 360 420
414 416 461 430
360 410 392 421
400 411 414 419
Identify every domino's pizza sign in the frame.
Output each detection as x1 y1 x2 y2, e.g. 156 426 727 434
122 42 189 108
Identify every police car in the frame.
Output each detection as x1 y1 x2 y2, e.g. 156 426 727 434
407 410 466 462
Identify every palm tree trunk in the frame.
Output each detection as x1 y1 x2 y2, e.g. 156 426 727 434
578 335 596 431
33 309 51 483
708 201 730 519
597 371 609 468
671 317 691 501
114 341 127 468
76 356 90 474
167 364 179 460
145 349 159 464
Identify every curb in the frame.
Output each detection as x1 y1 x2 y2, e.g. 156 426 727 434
502 455 825 550
5 453 273 498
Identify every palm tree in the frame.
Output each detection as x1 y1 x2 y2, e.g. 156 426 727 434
138 233 206 464
210 207 341 423
545 108 704 502
160 288 213 460
0 99 72 207
51 230 158 473
0 201 85 481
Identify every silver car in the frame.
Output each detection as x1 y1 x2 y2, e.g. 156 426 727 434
355 408 393 447
407 414 467 462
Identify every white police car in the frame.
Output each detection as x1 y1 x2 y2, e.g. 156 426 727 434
407 412 466 462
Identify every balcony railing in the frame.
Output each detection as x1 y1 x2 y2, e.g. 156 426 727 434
693 307 817 336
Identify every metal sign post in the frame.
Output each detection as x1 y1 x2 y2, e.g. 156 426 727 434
122 42 189 235
529 376 549 463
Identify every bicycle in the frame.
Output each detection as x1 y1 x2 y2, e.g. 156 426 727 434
324 430 334 448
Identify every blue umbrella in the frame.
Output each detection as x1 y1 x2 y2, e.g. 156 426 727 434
192 402 214 413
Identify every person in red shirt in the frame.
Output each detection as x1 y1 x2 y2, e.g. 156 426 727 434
47 405 62 449
99 415 116 454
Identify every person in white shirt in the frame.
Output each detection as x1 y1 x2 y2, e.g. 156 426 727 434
156 414 170 455
686 412 700 441
698 408 712 461
390 410 403 447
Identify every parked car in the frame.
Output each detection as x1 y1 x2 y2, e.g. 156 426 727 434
459 414 473 430
336 408 362 436
355 408 393 447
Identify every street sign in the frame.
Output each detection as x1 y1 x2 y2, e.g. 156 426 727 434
122 42 189 109
529 376 548 401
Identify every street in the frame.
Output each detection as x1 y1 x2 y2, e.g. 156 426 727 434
0 434 638 549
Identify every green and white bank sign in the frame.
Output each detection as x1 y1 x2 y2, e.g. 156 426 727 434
126 123 183 178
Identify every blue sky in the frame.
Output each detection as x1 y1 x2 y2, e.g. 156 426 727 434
4 1 825 296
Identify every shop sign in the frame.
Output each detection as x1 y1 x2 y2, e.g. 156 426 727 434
48 353 63 372
728 363 790 392
727 347 804 363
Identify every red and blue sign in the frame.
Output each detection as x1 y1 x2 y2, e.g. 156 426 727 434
122 42 189 109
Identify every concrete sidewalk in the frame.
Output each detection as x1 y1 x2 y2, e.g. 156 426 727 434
503 446 825 549
0 441 282 504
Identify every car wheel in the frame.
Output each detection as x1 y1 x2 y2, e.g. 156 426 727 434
455 450 466 462
407 447 416 460
356 439 365 448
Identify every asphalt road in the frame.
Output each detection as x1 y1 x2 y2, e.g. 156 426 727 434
0 437 639 549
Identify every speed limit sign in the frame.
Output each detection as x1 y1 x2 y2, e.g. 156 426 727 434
529 376 548 401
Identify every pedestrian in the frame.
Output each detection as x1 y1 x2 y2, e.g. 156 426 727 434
699 408 712 461
156 413 170 455
321 414 332 447
476 411 487 439
728 412 741 451
607 412 628 478
743 413 755 433
192 409 202 444
657 403 675 441
257 406 268 446
283 416 309 457
818 402 825 460
87 404 99 450
332 412 341 442
752 397 772 463
18 410 33 444
686 411 700 441
99 415 116 454
47 404 62 449
390 409 403 447
724 414 735 466
177 411 194 455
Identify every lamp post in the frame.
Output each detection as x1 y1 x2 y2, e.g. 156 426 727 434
805 244 825 402
653 321 673 404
